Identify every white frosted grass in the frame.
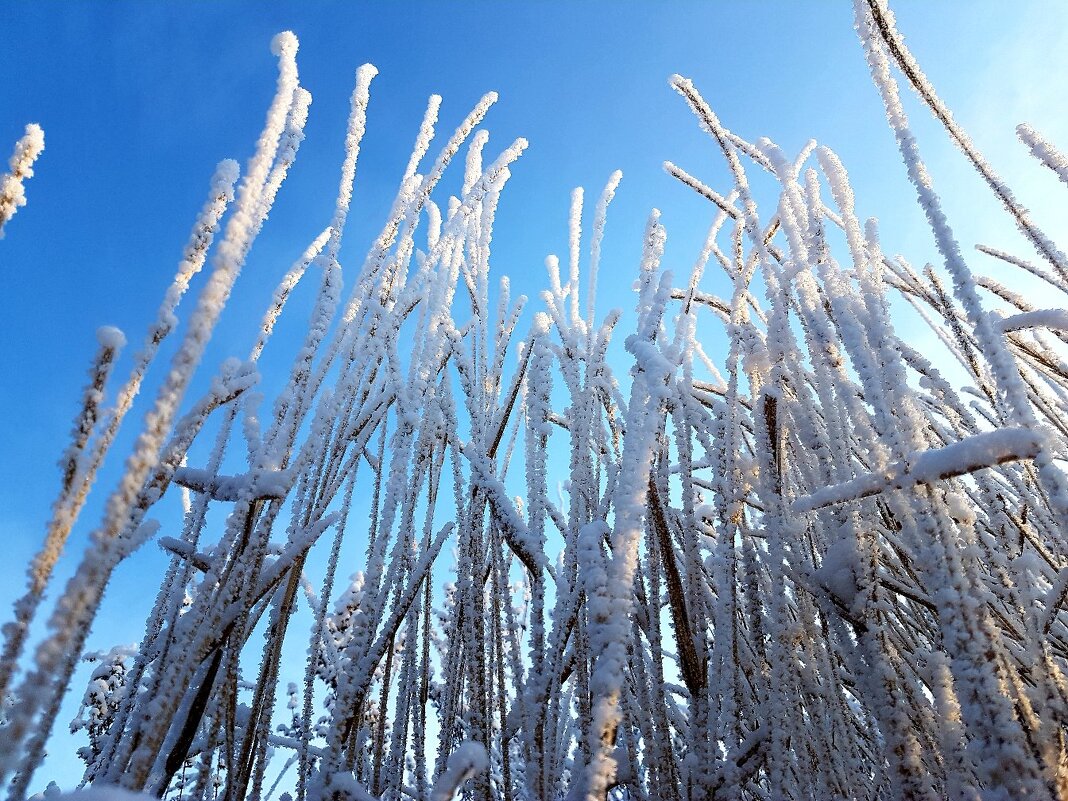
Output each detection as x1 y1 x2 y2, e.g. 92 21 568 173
1018 123 1068 187
7 16 1068 801
857 0 1068 520
2 157 242 724
0 327 124 702
257 86 312 225
568 187 584 328
585 170 622 345
998 308 1068 334
864 0 1068 282
461 128 489 200
326 65 377 262
252 228 333 361
406 95 443 186
84 160 240 490
793 427 1045 512
0 34 299 792
0 160 238 743
0 123 44 237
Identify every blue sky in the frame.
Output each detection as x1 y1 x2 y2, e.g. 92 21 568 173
3 1 1068 789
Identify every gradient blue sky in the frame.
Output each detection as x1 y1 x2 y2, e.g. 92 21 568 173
3 1 1068 789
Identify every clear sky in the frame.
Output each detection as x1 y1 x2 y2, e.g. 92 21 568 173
2 1 1068 789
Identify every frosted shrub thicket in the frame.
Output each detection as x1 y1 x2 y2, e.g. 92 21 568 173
4 1 1068 799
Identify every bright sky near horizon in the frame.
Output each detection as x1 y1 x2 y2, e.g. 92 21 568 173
3 1 1068 789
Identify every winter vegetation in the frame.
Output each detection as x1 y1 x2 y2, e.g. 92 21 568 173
4 1 1068 800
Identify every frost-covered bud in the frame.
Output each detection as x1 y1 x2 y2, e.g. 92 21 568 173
271 30 299 57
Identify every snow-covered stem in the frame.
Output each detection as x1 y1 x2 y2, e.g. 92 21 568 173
1017 123 1068 187
0 122 45 238
0 32 298 790
0 327 125 702
864 0 1068 282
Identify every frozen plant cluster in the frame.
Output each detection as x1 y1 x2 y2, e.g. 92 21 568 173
4 2 1068 800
